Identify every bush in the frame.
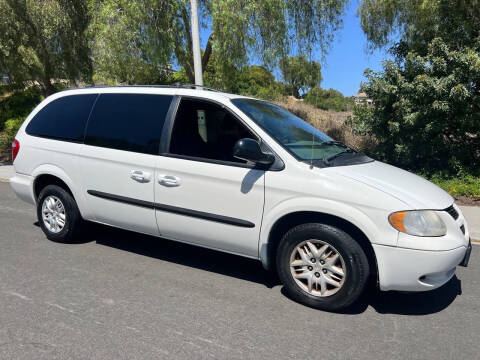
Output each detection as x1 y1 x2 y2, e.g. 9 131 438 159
304 87 353 112
348 38 480 175
0 87 42 131
0 117 24 155
425 173 480 197
0 87 42 157
0 84 9 96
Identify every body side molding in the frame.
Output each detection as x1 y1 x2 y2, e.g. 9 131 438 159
87 190 255 228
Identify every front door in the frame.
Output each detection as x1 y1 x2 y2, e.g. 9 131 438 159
154 98 265 257
79 93 173 236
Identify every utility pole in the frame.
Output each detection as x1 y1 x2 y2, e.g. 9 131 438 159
190 0 203 86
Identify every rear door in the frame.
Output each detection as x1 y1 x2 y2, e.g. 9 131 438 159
79 93 173 236
154 97 265 257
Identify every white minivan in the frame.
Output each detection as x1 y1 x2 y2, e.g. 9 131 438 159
10 85 471 311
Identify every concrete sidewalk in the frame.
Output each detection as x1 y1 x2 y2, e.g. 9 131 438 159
460 207 480 241
0 164 479 240
0 164 14 182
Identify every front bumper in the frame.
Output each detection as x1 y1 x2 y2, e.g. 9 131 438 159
374 203 470 292
460 240 472 267
373 243 468 291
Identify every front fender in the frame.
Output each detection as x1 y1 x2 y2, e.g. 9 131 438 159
258 197 399 269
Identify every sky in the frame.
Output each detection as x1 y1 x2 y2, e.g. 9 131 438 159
320 1 392 96
199 1 392 97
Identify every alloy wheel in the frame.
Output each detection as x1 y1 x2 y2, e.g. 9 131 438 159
41 195 66 233
289 239 346 297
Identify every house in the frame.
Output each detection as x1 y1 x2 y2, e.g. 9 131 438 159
353 92 373 106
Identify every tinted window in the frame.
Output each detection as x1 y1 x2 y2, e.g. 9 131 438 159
169 98 256 163
26 94 97 142
85 94 172 155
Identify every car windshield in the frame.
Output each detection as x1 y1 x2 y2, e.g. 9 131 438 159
231 98 345 161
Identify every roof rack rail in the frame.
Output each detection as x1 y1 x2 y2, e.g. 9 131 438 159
74 83 222 92
171 83 222 92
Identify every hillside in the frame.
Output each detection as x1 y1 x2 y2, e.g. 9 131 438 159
275 96 372 150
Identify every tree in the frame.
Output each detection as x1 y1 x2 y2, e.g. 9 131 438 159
359 0 480 56
88 0 347 84
279 56 321 98
355 0 480 175
234 65 286 100
0 0 92 95
87 0 174 84
305 87 352 112
348 38 480 174
196 50 286 99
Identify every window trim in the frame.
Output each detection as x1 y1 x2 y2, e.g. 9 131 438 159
160 152 260 169
159 95 181 154
82 93 100 142
161 95 284 171
24 133 85 144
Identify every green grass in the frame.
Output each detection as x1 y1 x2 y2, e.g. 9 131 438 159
426 174 480 198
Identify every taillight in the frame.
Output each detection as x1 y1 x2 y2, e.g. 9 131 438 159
11 139 20 162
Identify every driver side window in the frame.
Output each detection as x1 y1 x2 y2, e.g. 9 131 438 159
169 98 257 164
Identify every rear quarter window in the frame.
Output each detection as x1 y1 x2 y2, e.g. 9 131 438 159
26 94 98 142
84 93 173 155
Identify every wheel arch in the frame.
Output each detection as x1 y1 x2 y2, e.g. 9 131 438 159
261 210 378 284
34 174 74 200
31 164 89 218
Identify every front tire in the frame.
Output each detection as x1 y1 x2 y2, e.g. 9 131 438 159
37 185 83 243
276 223 369 311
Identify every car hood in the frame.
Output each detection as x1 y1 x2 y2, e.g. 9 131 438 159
327 161 453 210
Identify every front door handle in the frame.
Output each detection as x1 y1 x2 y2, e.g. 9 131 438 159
130 170 151 183
158 174 181 187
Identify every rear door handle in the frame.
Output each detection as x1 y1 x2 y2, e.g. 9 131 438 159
130 170 151 183
158 174 181 187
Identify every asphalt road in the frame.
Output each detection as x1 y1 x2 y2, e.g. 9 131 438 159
0 183 479 360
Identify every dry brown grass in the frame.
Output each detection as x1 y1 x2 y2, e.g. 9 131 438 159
275 96 374 150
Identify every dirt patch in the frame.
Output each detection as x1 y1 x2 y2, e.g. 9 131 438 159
454 195 480 207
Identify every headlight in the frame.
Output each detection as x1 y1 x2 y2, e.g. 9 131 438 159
388 210 446 237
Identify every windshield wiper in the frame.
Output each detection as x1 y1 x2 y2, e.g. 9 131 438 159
324 149 356 165
320 140 348 147
311 140 347 149
323 143 357 165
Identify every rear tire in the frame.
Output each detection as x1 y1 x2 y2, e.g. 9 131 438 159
276 223 369 311
37 185 83 243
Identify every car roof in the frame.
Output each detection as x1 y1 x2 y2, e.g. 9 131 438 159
55 85 254 102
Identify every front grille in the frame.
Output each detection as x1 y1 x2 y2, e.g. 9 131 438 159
460 224 465 235
445 205 459 220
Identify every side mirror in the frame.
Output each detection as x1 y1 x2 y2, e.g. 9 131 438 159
233 138 275 166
